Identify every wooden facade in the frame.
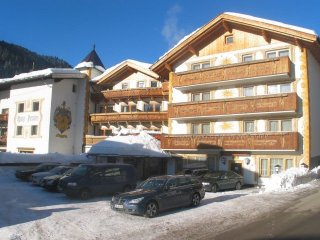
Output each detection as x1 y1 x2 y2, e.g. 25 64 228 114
172 57 291 88
84 135 107 145
0 114 8 122
90 112 168 123
169 92 298 118
101 87 168 100
161 132 299 151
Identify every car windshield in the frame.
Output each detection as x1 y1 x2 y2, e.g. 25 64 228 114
70 166 88 177
50 166 65 174
204 172 222 178
35 164 48 171
137 178 167 190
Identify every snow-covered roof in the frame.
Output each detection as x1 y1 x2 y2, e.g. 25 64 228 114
88 131 169 158
75 48 105 71
75 61 105 73
0 68 86 85
92 59 158 83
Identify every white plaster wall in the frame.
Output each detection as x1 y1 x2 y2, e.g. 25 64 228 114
256 85 265 95
256 120 266 132
7 80 53 153
0 89 10 110
172 88 188 103
113 72 159 90
214 87 239 99
307 50 320 159
214 121 239 133
171 120 187 134
49 78 86 154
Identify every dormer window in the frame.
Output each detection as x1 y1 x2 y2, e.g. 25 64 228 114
266 49 289 59
137 81 145 88
122 83 128 89
225 35 234 44
151 81 158 88
191 62 210 71
242 54 253 62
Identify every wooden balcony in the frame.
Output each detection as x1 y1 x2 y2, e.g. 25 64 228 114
84 135 107 145
169 93 298 119
172 57 291 88
90 112 168 123
0 114 8 122
101 87 168 100
0 135 7 146
161 132 299 151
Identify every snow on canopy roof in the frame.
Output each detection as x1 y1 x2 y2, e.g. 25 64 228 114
91 59 154 82
0 68 85 85
88 131 170 158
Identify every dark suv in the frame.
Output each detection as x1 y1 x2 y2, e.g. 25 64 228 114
110 175 205 218
58 164 136 199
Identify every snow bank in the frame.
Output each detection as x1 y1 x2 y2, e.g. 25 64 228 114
0 152 91 164
264 166 320 192
88 131 169 158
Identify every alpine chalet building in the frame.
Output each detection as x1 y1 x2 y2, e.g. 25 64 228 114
151 12 320 185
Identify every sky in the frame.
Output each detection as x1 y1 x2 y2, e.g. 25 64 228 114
1 0 320 69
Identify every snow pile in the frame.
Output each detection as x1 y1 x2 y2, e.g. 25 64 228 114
88 131 169 158
264 166 320 192
0 152 90 164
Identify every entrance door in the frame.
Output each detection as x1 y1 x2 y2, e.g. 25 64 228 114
230 162 243 175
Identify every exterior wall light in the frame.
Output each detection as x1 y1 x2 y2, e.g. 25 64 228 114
274 164 281 174
245 158 251 165
220 156 226 165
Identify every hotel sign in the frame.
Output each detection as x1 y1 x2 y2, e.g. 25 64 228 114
16 112 41 126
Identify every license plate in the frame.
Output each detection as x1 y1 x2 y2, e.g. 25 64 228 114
114 204 123 209
202 182 210 186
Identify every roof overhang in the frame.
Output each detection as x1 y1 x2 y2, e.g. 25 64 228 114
151 12 320 78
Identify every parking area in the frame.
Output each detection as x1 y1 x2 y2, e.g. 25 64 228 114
0 167 318 240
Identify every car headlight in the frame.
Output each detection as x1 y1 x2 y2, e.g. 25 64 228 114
67 182 77 187
128 197 144 204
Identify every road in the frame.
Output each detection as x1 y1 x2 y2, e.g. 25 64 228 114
214 187 320 240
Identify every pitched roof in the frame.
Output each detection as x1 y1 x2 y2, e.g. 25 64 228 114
151 12 320 77
92 59 159 84
75 46 105 70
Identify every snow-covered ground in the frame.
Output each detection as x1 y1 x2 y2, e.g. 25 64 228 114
0 166 319 240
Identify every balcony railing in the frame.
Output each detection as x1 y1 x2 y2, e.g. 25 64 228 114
0 135 7 146
84 135 107 145
0 114 8 122
169 93 298 118
172 57 291 87
90 112 168 123
161 132 299 151
101 87 168 100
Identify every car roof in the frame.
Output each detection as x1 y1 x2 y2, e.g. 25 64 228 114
79 163 134 168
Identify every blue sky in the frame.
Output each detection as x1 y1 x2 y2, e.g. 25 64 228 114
1 0 320 69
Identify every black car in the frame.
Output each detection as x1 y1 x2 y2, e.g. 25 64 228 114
181 168 209 178
58 163 137 199
41 167 74 191
201 170 244 193
15 163 60 181
110 175 205 218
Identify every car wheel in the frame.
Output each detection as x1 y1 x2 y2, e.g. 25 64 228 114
145 201 158 218
123 185 132 192
80 189 90 200
235 182 242 190
211 184 218 193
191 193 200 207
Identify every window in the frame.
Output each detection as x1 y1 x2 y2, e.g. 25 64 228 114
286 159 294 169
122 83 128 89
31 125 38 136
268 83 291 94
242 55 253 62
191 92 210 101
151 81 158 88
191 62 210 70
32 101 40 111
269 120 279 132
18 103 24 113
266 49 289 59
121 105 129 112
144 104 153 112
225 35 233 44
154 104 161 112
130 105 137 112
270 158 283 175
16 126 23 136
192 124 200 134
244 121 254 133
202 123 210 134
260 159 268 177
137 81 145 88
281 120 292 131
280 83 291 93
72 84 76 93
243 86 254 97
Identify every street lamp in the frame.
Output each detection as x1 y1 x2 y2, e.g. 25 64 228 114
274 164 281 174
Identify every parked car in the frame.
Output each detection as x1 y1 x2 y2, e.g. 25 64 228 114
31 166 73 186
180 168 209 178
201 170 244 193
42 168 74 191
15 163 60 181
58 163 136 199
110 175 205 218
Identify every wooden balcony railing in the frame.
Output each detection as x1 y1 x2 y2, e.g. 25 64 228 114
169 93 298 118
84 135 107 145
161 132 299 151
90 112 168 123
0 135 7 146
172 57 291 87
101 87 168 100
0 114 8 122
